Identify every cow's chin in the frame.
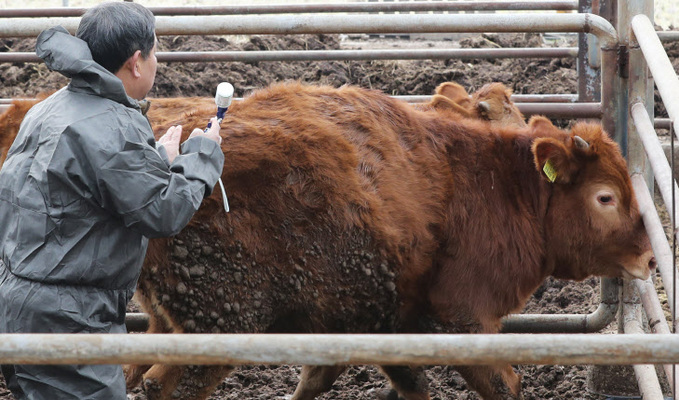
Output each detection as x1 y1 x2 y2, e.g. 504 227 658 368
620 265 651 281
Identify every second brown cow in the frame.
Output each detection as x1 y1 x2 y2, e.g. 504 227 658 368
114 82 654 400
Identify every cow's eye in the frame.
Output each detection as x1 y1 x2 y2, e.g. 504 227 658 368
598 194 614 205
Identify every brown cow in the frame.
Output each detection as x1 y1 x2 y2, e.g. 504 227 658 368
0 81 524 166
0 95 52 166
0 82 653 400
415 81 526 129
120 82 651 400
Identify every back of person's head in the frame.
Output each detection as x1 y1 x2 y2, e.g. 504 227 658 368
76 2 156 74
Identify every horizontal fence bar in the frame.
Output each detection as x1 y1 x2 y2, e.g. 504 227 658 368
126 307 622 334
0 100 601 120
2 333 679 366
0 47 579 64
502 276 620 333
658 31 679 42
500 306 615 333
124 276 623 334
0 13 618 49
632 15 679 136
511 93 578 103
0 1 580 18
518 102 601 118
0 94 580 105
401 94 580 103
656 118 673 129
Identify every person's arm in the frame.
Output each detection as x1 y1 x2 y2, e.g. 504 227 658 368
156 125 182 164
56 118 224 238
157 117 221 164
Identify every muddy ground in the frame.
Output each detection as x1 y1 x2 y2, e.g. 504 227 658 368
1 30 678 400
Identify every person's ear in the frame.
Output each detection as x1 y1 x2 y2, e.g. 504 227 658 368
123 50 142 78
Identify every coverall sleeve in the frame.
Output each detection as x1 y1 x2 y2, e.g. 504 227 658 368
58 122 224 238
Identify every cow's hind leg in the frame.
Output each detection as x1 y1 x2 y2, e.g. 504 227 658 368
455 364 522 400
143 364 234 400
379 365 430 400
290 365 347 400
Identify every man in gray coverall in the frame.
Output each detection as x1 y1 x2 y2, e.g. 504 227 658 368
0 3 224 399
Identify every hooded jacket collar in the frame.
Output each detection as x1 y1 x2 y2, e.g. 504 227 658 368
36 26 141 110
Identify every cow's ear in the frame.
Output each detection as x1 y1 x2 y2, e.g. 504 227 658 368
429 94 471 117
528 116 557 131
532 137 578 184
435 82 472 109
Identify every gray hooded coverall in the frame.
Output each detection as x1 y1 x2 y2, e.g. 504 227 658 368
0 26 224 399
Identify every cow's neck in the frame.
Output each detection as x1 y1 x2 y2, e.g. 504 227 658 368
426 127 556 330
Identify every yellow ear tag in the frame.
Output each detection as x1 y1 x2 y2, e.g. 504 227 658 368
543 160 557 183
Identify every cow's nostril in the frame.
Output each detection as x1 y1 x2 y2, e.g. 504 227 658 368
649 257 657 270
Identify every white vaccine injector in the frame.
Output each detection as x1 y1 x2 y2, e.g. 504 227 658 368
207 82 234 213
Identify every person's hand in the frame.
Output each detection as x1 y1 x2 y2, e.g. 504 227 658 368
157 125 182 164
189 117 222 145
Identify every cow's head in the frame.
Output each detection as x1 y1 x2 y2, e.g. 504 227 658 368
420 82 526 129
531 117 655 281
471 82 526 129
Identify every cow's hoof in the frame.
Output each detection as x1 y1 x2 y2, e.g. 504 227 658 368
142 377 163 399
376 388 402 400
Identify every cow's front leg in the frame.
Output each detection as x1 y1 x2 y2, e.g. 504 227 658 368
291 365 347 400
379 365 430 400
455 364 522 400
142 364 184 400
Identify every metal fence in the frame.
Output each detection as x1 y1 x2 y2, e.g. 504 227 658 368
0 1 678 399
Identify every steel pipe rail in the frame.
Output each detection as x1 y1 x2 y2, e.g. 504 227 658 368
500 303 617 333
0 1 580 18
632 15 679 137
0 94 585 105
518 102 601 118
502 276 619 333
631 103 679 230
122 272 623 333
632 173 677 316
633 276 675 391
3 333 679 366
622 282 666 400
656 118 673 130
0 100 602 120
123 301 622 334
0 13 618 49
0 47 579 64
658 31 679 43
400 94 580 103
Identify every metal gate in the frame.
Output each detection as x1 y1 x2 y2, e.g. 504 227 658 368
0 1 678 398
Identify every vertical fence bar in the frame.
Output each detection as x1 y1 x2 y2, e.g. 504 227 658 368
625 0 654 187
578 0 601 102
632 15 679 136
622 281 666 399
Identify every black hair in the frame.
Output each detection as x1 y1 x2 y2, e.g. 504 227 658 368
76 2 156 74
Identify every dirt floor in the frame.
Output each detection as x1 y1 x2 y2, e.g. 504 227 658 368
1 30 678 400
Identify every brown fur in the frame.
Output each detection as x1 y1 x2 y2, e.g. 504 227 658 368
0 94 51 166
414 82 526 129
0 82 653 400
470 82 526 128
